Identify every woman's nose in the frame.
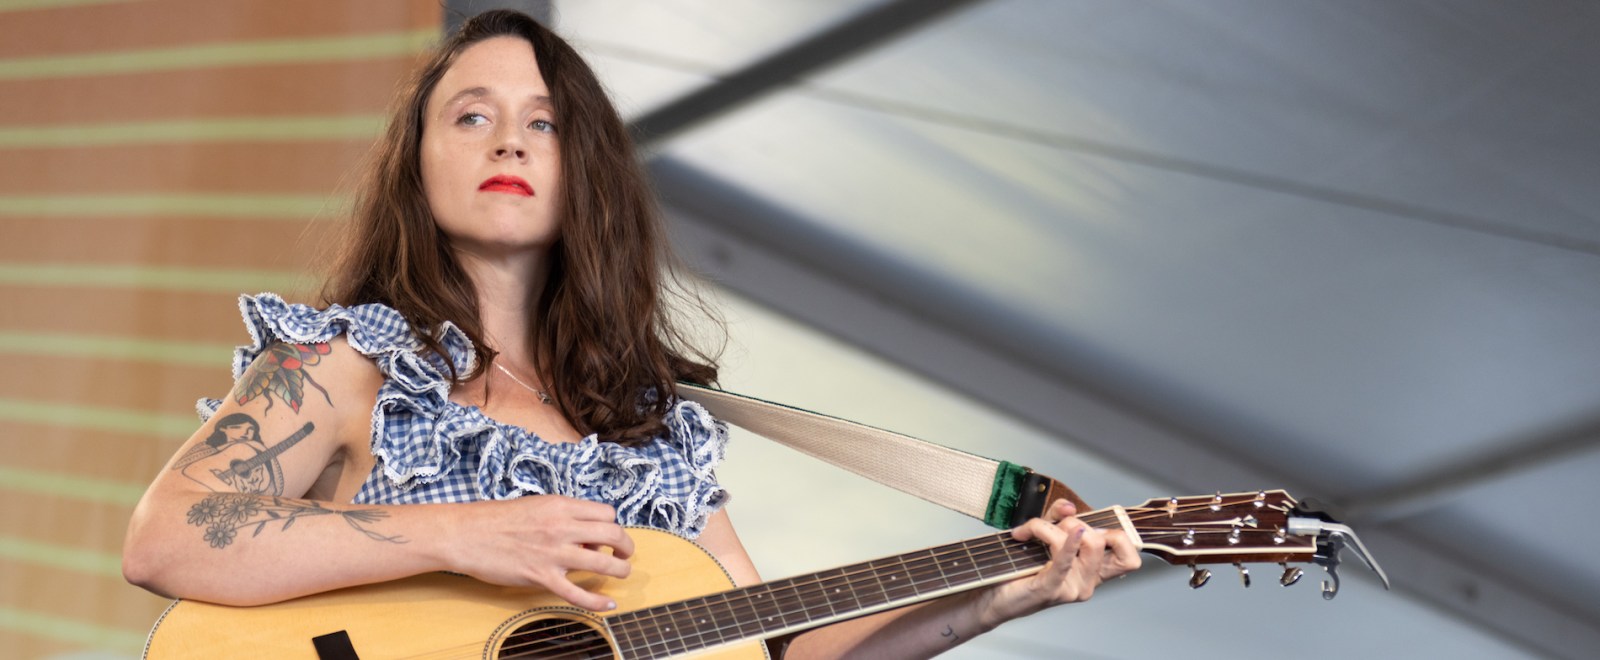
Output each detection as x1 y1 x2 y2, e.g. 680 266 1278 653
493 125 528 160
494 144 527 160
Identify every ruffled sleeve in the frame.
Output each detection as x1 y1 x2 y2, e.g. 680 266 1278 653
199 293 730 538
196 292 477 487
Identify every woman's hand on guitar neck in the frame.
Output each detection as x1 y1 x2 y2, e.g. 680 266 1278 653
443 495 636 612
979 499 1142 627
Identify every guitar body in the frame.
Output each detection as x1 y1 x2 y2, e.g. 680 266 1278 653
142 528 767 659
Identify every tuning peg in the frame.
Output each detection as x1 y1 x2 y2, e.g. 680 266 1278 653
1321 565 1341 600
1236 562 1251 588
1189 567 1212 589
1280 564 1303 587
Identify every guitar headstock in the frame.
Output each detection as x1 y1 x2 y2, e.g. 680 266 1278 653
1126 490 1314 566
1113 489 1390 597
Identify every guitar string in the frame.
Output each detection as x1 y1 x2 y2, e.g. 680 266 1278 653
402 497 1297 659
475 537 1045 660
668 548 1054 657
430 530 1296 658
601 536 1044 658
455 548 1010 659
496 497 1307 659
494 529 1125 660
423 506 1299 660
598 535 1033 636
431 498 1298 660
454 536 1041 660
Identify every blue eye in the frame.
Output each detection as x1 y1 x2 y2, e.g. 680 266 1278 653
530 119 556 133
456 112 488 126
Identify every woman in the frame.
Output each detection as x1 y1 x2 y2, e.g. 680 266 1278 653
123 10 1139 657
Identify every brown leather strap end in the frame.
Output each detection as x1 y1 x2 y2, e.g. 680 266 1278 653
1011 472 1092 526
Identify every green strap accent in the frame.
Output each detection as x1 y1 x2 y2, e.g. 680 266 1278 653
983 460 1030 529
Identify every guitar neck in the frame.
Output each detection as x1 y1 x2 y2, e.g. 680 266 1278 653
605 490 1316 660
605 516 1122 658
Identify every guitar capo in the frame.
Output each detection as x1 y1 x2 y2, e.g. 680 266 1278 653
1287 499 1392 599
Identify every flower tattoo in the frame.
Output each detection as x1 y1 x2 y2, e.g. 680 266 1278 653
185 493 404 549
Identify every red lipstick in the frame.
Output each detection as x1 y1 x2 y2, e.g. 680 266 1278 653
479 174 533 197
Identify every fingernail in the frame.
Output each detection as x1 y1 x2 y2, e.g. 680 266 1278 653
605 601 616 610
1075 527 1087 539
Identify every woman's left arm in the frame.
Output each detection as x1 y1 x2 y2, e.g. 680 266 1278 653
697 499 1142 659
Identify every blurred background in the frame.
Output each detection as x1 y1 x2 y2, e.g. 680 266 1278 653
2 0 1598 658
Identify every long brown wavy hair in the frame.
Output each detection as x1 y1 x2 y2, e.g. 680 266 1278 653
322 9 719 444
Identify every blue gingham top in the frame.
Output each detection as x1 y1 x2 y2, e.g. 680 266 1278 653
197 293 730 538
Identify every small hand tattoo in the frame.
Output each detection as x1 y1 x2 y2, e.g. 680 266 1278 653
941 625 960 643
235 342 334 413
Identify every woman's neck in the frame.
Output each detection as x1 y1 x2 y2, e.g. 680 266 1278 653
453 245 551 367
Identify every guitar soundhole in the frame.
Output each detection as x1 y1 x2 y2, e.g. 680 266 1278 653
496 613 615 659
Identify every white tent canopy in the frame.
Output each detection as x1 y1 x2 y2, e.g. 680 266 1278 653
462 1 1600 657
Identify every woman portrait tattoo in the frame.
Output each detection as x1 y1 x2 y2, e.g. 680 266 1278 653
171 415 312 496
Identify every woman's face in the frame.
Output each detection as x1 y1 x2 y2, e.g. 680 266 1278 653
421 36 562 258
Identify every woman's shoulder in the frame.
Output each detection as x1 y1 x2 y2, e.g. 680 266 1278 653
228 293 471 376
198 293 476 422
657 396 728 471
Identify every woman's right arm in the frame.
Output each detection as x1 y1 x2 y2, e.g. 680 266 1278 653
122 337 633 609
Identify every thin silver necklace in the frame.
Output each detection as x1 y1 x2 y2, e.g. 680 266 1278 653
493 362 552 405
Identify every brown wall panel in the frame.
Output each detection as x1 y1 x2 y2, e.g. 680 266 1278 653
0 142 373 195
0 355 225 417
1 495 132 558
0 58 421 125
0 287 295 343
1 1 442 654
0 559 169 644
0 0 438 59
0 421 182 482
0 216 331 271
5 635 80 660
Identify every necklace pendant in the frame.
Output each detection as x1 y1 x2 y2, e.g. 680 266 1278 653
494 362 553 406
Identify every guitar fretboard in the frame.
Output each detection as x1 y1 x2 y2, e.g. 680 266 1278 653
606 532 1053 659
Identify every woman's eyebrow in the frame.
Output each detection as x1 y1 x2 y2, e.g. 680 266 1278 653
437 86 491 118
436 86 553 118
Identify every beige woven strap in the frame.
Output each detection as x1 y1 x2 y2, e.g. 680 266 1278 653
679 383 1008 521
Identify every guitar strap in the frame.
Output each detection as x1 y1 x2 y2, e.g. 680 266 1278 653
678 383 1089 529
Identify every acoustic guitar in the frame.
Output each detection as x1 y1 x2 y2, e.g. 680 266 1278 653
141 489 1386 659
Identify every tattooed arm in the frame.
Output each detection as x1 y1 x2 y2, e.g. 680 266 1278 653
124 337 636 609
